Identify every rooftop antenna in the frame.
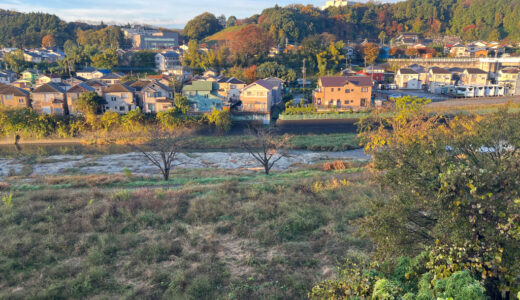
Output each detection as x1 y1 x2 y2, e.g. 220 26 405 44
302 58 307 90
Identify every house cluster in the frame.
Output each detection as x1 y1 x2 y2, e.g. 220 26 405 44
445 41 505 58
180 69 285 121
0 67 176 116
22 48 66 63
394 64 519 97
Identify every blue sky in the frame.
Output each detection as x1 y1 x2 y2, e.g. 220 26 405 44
0 0 401 28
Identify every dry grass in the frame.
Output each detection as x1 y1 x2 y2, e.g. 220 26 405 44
0 167 374 299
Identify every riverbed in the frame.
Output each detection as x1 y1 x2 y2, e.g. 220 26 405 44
0 144 369 178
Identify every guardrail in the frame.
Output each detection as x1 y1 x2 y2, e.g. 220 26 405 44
279 112 371 120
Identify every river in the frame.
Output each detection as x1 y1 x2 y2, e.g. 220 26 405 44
0 144 369 178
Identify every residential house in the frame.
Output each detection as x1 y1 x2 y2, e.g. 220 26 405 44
262 77 284 105
76 67 110 80
146 75 172 87
31 82 68 115
357 65 385 82
215 76 246 102
460 68 488 86
0 84 30 108
203 69 218 78
103 84 136 114
395 68 421 89
450 44 470 58
395 33 420 46
11 80 32 91
141 81 174 113
182 81 226 112
99 72 124 85
23 51 42 63
21 69 41 84
427 67 452 85
240 79 281 113
66 83 98 115
85 80 108 96
155 51 181 72
0 70 16 84
312 76 372 110
35 74 62 86
497 67 520 95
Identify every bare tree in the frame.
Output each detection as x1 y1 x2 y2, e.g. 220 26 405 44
130 130 186 181
241 127 291 175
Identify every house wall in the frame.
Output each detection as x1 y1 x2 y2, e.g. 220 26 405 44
395 73 420 89
313 81 372 109
104 92 135 114
0 94 29 108
240 85 272 113
31 92 66 115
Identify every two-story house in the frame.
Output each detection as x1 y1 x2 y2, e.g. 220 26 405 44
427 67 452 85
313 76 372 110
0 84 30 108
103 83 136 114
35 74 62 86
31 82 68 115
216 76 246 102
395 68 421 89
240 79 286 113
460 68 488 86
140 81 174 113
497 67 520 96
0 70 17 84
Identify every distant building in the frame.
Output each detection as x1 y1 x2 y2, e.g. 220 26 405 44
427 67 452 85
77 67 111 80
322 0 348 10
35 74 62 86
122 26 179 50
140 81 174 113
313 76 373 110
99 72 124 85
155 51 181 72
0 70 17 84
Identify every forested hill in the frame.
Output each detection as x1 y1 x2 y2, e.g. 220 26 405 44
0 9 97 48
200 0 520 44
2 0 520 49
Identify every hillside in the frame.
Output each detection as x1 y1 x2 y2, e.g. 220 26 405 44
0 9 97 48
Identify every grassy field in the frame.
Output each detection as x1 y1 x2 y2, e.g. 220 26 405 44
0 162 373 299
2 133 361 152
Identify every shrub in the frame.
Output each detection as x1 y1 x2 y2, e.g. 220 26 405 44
322 160 350 171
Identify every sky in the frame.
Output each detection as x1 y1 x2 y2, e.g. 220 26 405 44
0 0 401 29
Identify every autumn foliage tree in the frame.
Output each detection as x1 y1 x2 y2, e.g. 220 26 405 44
229 25 272 60
361 43 380 65
41 35 56 48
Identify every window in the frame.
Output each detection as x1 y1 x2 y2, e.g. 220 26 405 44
361 98 367 106
111 96 116 101
337 88 341 91
345 89 350 93
331 88 334 92
18 98 24 104
361 88 368 92
344 100 349 105
247 91 252 96
5 94 13 100
119 106 125 111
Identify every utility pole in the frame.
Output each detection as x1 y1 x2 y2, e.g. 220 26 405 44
302 58 307 90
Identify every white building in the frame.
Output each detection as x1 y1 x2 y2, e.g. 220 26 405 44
322 0 348 10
